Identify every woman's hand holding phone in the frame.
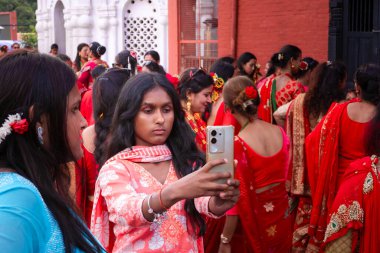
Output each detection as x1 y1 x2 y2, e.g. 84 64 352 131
163 158 239 216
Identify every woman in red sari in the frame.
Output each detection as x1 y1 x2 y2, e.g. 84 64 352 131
77 42 109 96
305 63 380 252
258 45 305 124
285 61 347 252
219 76 293 253
323 98 380 253
76 68 131 226
177 68 214 151
207 59 239 130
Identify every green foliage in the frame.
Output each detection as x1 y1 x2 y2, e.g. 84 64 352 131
0 0 37 33
21 32 37 48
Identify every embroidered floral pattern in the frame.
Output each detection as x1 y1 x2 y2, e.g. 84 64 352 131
92 156 215 252
324 201 364 241
266 225 277 237
363 172 374 194
263 202 274 212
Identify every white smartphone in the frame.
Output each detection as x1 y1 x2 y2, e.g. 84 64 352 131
206 125 235 183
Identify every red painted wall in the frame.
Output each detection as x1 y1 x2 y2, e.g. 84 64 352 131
218 0 329 65
0 12 17 40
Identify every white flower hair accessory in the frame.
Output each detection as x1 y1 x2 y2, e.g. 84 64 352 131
0 113 29 144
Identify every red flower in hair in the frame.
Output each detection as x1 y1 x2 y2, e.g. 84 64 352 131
245 86 258 99
299 61 308 71
10 119 29 134
130 51 137 59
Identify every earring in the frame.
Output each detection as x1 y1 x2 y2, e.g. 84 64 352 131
186 98 192 113
37 126 44 145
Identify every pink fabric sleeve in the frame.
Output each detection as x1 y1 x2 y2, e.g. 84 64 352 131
97 161 152 227
195 196 224 219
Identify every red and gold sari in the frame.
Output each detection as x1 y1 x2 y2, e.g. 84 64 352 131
231 131 293 252
258 74 304 124
304 99 369 252
323 156 380 253
285 93 313 252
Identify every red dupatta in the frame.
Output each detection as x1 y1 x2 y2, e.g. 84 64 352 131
305 100 358 250
258 75 275 123
323 156 380 252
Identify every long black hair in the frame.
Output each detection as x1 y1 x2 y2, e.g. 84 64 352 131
93 68 131 167
106 72 207 236
74 43 89 71
305 61 347 118
0 50 103 252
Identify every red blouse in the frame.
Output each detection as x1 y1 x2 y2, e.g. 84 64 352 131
338 106 371 184
237 128 290 188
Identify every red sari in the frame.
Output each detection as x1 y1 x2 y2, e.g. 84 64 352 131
305 100 369 251
232 129 293 252
285 93 313 251
258 74 304 124
80 89 94 125
76 126 99 226
213 103 241 133
323 156 380 253
203 103 241 253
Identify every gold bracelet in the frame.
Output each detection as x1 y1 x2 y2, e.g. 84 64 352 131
220 234 231 244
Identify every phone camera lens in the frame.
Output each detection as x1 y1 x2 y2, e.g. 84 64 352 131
211 130 217 136
211 137 217 144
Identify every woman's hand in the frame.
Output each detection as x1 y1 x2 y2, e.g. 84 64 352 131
163 159 237 205
208 179 240 216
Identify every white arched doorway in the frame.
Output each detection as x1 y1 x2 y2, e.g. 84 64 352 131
54 1 66 53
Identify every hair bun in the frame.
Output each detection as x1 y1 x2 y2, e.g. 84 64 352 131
97 46 106 56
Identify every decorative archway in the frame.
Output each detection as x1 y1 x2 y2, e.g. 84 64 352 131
54 0 66 53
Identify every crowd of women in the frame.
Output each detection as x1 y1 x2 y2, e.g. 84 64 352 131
0 42 379 253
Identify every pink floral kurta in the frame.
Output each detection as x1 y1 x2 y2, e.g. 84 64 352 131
91 151 218 252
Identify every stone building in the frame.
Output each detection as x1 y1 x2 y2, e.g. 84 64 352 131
36 0 170 66
37 0 379 79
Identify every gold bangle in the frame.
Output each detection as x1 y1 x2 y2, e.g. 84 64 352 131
220 234 231 244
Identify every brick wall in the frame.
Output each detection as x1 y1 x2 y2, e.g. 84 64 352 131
218 0 329 65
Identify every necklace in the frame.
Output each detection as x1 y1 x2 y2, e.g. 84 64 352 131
240 120 250 132
185 111 207 150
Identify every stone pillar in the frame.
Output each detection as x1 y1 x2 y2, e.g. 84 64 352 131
36 8 49 52
69 5 92 60
96 6 110 63
158 0 169 70
108 5 119 64
63 9 72 56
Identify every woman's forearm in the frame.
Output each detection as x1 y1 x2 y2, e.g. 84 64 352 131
221 215 239 241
